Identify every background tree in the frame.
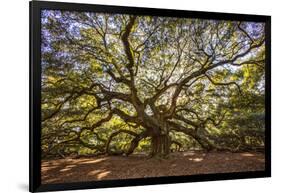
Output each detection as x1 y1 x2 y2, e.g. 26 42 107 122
41 10 265 158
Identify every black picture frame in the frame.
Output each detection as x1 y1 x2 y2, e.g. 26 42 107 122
30 1 271 192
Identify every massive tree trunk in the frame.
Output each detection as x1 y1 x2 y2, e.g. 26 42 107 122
151 134 171 157
148 115 172 157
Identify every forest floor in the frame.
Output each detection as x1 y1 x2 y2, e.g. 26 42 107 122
41 151 265 184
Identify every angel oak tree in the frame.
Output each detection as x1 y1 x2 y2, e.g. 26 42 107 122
41 11 265 158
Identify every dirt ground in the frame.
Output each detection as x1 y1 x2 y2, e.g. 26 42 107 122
41 151 265 184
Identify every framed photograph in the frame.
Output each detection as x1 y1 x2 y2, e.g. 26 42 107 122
30 1 271 192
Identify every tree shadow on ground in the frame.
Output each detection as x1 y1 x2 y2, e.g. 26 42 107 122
41 151 265 184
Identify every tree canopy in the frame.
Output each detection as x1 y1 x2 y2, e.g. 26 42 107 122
41 10 265 158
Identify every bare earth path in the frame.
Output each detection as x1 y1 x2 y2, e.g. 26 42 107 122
41 152 265 184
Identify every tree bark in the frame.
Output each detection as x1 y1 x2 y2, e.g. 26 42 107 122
151 134 171 157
